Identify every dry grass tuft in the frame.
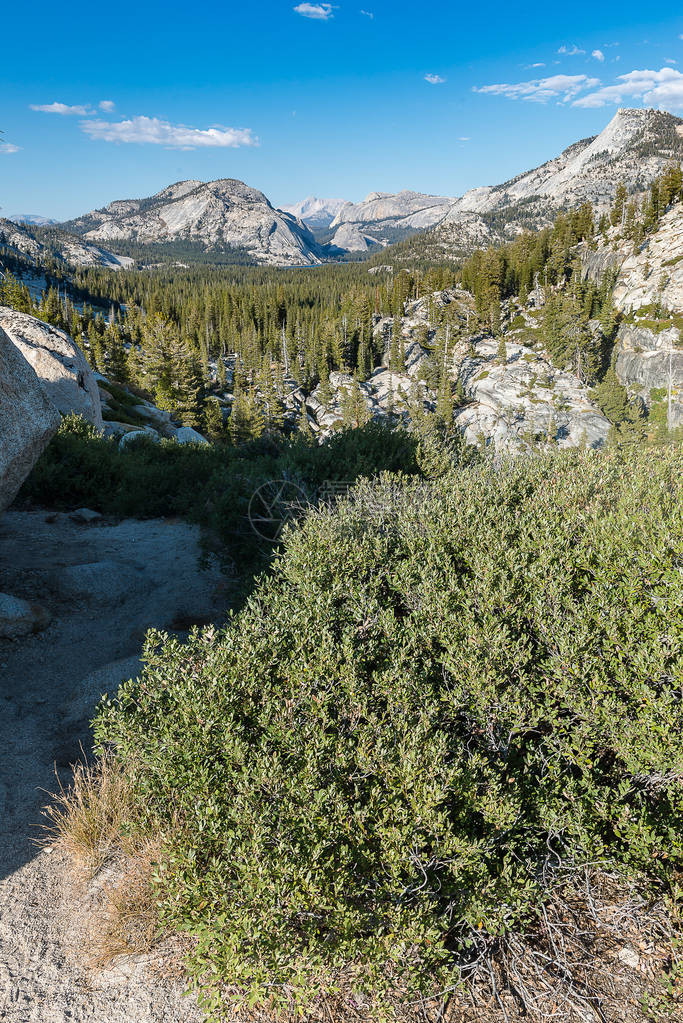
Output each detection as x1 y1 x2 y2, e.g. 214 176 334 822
85 839 164 969
41 751 134 875
41 754 189 977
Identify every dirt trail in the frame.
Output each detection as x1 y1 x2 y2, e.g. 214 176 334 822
0 510 224 1022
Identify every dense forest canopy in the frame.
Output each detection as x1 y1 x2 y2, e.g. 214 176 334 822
2 164 682 445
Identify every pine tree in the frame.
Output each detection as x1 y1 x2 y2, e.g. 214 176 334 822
591 368 645 443
203 397 225 441
341 376 371 429
175 351 204 427
436 374 453 425
107 326 130 385
610 182 628 229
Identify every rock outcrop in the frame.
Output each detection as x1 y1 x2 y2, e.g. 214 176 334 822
452 340 611 452
329 223 384 252
579 203 683 427
614 323 683 427
0 308 103 429
0 593 51 639
290 286 609 452
613 207 683 314
63 179 323 267
0 218 133 271
0 324 60 511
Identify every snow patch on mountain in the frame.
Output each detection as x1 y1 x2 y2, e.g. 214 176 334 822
279 196 347 228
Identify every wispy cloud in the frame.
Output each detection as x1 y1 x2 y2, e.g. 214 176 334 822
424 73 446 84
474 73 600 104
80 115 259 150
30 101 90 115
360 8 373 17
457 136 470 141
293 3 334 19
592 49 605 62
99 100 115 112
0 141 20 154
573 66 683 110
558 44 586 56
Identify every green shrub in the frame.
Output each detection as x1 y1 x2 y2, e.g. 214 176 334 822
95 447 683 1016
19 416 436 572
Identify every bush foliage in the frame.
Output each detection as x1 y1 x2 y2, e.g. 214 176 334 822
94 447 683 1016
20 415 432 566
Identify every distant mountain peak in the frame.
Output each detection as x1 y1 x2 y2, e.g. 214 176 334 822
6 214 57 227
62 178 323 266
279 196 348 229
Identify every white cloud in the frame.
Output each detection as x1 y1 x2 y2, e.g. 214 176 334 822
558 44 586 56
80 115 259 150
592 49 605 62
424 73 446 84
665 59 678 65
573 67 683 111
526 62 546 69
30 101 90 115
360 8 373 17
474 73 600 104
457 136 470 141
99 100 115 112
0 142 20 154
293 3 334 19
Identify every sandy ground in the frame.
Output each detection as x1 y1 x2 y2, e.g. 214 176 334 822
0 510 225 1022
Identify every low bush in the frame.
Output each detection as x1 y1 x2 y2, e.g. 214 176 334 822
94 447 683 1017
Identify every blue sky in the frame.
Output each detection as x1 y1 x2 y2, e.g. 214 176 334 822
2 1 683 219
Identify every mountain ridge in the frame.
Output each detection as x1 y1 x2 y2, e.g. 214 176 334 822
63 179 323 266
330 108 683 255
50 107 683 265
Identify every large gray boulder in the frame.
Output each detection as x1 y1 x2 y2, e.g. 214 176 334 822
0 325 60 511
175 426 209 445
0 307 102 429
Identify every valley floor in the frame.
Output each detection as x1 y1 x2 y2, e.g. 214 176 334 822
0 510 225 1023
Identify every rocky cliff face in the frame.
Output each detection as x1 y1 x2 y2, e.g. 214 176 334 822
64 179 323 266
613 323 683 428
452 340 610 452
0 219 133 271
602 206 683 314
329 191 455 250
579 202 683 426
288 287 609 451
